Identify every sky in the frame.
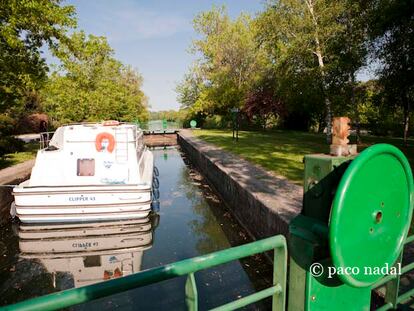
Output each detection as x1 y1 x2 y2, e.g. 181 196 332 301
62 0 265 112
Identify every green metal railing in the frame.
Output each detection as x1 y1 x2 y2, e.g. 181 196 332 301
373 234 414 311
2 235 287 311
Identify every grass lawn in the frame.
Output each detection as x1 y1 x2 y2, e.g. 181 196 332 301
0 142 38 170
193 129 414 184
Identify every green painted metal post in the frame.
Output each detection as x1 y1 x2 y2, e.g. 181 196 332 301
273 240 287 311
289 144 414 311
210 286 281 311
185 273 198 311
384 253 402 309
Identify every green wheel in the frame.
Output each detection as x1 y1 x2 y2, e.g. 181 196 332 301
330 144 413 287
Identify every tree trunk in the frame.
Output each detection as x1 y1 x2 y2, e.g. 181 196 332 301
403 98 410 146
355 109 361 144
350 73 361 144
306 0 332 144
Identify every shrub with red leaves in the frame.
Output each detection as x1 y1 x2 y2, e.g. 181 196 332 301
243 85 286 128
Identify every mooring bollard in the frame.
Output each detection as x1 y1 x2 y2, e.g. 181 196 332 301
288 119 413 310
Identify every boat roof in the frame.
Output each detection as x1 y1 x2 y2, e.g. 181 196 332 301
61 121 137 129
47 121 140 149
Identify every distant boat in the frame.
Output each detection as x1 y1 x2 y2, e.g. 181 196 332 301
12 121 154 223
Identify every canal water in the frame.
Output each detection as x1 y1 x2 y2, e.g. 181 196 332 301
0 147 272 310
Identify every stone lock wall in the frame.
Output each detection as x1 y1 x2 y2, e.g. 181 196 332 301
178 131 302 239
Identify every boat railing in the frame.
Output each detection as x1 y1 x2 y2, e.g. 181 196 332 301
2 235 287 311
39 132 55 149
61 121 139 127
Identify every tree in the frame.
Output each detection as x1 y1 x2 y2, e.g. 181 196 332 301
42 31 148 124
256 0 350 140
329 1 369 142
368 0 414 144
244 72 286 129
177 6 265 117
0 0 76 112
175 64 204 110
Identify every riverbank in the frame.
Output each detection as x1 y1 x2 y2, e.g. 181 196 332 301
178 129 302 239
0 159 34 225
0 142 37 170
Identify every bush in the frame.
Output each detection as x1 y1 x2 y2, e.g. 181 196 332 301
0 114 16 136
0 114 25 157
0 136 25 156
16 113 49 134
203 115 232 129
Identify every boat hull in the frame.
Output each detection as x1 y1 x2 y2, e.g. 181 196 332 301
13 185 152 223
16 210 152 223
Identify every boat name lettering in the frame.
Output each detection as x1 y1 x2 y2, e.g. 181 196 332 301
68 196 96 202
72 242 99 248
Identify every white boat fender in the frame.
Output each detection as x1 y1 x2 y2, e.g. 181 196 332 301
10 202 16 218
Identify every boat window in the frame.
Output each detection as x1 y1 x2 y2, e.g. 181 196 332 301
77 159 95 176
83 255 101 267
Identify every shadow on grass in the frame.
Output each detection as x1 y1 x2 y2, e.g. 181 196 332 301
0 142 38 170
194 129 414 184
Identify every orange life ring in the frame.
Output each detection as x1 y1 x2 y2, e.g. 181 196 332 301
95 132 116 152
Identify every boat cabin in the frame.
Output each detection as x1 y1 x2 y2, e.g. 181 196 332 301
29 122 146 187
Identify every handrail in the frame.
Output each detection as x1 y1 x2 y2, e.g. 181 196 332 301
39 131 55 149
139 120 182 131
373 234 414 310
1 235 287 311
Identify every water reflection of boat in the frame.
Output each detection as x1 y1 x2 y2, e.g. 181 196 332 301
13 121 154 223
18 217 157 288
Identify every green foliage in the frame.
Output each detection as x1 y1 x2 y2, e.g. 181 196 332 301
0 0 76 112
177 1 412 140
255 0 368 132
1 1 149 136
202 115 231 129
176 65 204 110
178 2 372 133
0 114 24 157
149 109 188 122
42 31 148 124
367 0 414 143
177 6 266 118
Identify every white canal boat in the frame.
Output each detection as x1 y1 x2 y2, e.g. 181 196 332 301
12 121 155 223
